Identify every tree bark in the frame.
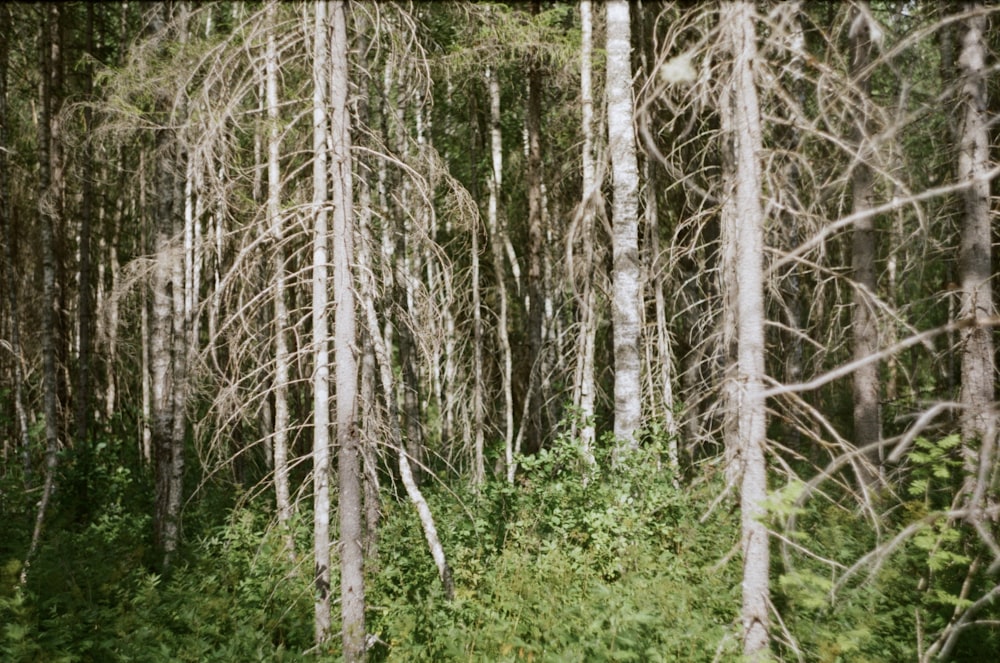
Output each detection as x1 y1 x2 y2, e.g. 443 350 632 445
147 2 188 573
606 0 642 460
330 2 366 659
850 3 881 485
719 2 770 657
265 0 294 554
311 0 333 645
956 2 994 494
524 0 547 455
486 66 517 483
25 4 63 578
575 0 598 469
75 3 96 454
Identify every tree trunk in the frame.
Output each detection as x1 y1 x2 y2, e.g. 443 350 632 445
265 0 294 554
719 2 770 657
75 3 96 454
850 3 881 486
25 3 63 580
606 0 642 460
486 66 517 483
147 2 188 573
358 211 455 602
311 0 333 645
956 2 994 495
575 0 598 469
330 2 366 659
524 0 547 455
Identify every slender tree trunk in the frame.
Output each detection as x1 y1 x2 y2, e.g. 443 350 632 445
471 129 486 484
75 4 96 453
719 2 770 657
606 0 642 460
354 9 382 559
850 4 881 485
147 2 188 572
524 0 547 454
486 66 517 483
956 2 994 493
575 0 598 469
25 3 63 580
265 0 294 555
310 0 333 645
358 213 455 601
330 3 366 659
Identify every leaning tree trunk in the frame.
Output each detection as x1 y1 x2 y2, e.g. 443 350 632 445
719 2 770 657
330 2 366 659
956 2 994 497
606 0 642 461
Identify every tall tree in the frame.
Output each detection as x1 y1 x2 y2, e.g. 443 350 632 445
574 0 598 468
331 1 366 659
850 3 881 486
311 0 333 645
25 3 64 578
719 2 769 657
265 0 293 552
524 0 547 454
74 3 96 452
147 1 189 573
956 1 994 494
486 65 517 483
606 0 642 459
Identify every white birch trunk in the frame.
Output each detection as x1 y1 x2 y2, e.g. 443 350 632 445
606 0 642 459
576 0 598 469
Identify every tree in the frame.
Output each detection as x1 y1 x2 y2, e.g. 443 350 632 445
486 64 517 483
606 0 642 459
850 2 882 486
573 0 598 468
25 3 64 578
956 1 994 494
718 2 769 656
145 0 190 575
264 0 293 553
330 1 366 658
311 0 333 644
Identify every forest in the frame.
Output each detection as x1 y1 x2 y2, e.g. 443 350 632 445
2 1 1000 660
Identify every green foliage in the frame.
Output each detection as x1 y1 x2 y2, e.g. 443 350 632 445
367 426 741 661
0 428 313 663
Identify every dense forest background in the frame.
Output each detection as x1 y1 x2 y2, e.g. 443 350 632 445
2 1 1000 660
